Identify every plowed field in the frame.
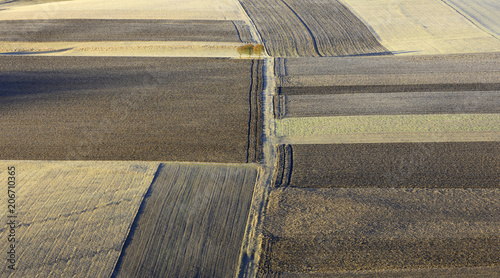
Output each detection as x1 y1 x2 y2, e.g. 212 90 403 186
237 0 388 57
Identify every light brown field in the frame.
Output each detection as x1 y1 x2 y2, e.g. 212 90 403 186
0 160 159 277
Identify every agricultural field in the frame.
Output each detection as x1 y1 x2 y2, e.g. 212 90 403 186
0 160 159 277
0 19 252 43
112 163 259 277
259 188 500 275
0 56 263 163
274 142 499 188
0 0 246 20
340 0 500 55
263 21 499 275
1 0 499 276
237 0 388 57
443 0 499 38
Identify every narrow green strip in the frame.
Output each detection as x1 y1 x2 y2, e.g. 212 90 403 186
276 114 500 137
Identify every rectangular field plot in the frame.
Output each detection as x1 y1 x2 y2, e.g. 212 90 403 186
259 188 500 275
274 142 500 188
277 53 500 88
112 163 258 278
0 160 159 278
0 56 263 163
281 91 500 118
0 19 252 43
238 0 388 57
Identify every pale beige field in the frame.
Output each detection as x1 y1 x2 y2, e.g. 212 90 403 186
0 0 245 20
0 160 159 277
340 0 500 55
276 114 500 144
443 0 499 38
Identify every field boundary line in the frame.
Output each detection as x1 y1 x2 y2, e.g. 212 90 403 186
234 0 265 46
440 0 500 40
237 58 277 278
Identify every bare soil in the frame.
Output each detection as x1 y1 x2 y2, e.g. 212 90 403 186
275 142 499 188
259 187 500 275
0 19 252 43
0 56 263 162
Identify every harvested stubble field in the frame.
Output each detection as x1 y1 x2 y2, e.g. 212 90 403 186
112 163 258 278
0 0 246 21
340 0 500 55
0 19 252 43
237 0 388 57
443 0 499 38
0 56 263 163
274 142 500 188
0 160 159 277
259 188 500 275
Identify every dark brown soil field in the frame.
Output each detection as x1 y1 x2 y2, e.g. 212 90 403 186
259 187 500 275
237 0 388 57
275 142 499 188
0 56 263 162
277 53 500 87
112 163 258 278
0 19 252 42
281 91 500 117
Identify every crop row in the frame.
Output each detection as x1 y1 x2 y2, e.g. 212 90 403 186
238 0 388 57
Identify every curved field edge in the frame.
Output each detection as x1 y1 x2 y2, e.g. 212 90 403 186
0 160 159 278
112 163 259 278
237 0 388 57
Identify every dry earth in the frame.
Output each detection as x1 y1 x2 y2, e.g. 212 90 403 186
277 53 500 88
0 56 263 163
0 160 158 277
112 163 259 278
282 91 500 118
237 0 388 57
340 0 500 55
275 142 499 188
259 188 500 275
0 19 252 43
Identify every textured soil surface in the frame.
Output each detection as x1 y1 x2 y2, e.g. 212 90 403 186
0 56 263 162
259 187 500 275
237 0 388 57
113 163 258 278
0 19 252 42
275 142 499 188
